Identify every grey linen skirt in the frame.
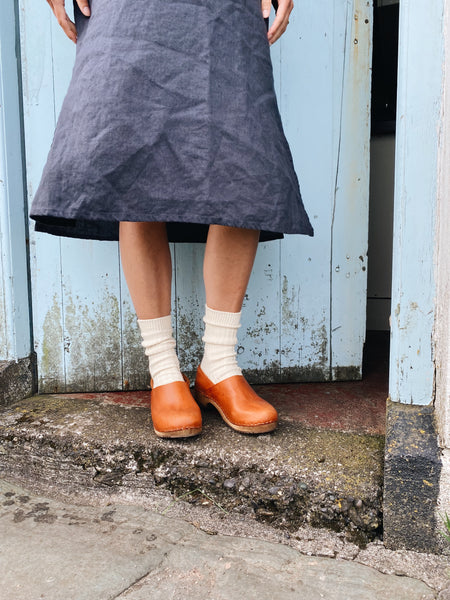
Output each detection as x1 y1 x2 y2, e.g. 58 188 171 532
30 0 314 243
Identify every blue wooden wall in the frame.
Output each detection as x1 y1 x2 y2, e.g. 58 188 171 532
0 0 31 362
17 0 372 392
389 0 444 405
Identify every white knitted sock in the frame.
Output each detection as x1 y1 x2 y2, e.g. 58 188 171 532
137 315 184 388
200 304 243 385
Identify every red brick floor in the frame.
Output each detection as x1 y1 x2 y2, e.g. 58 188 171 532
56 331 388 437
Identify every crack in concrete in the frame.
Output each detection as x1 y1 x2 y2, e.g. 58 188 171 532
111 554 169 600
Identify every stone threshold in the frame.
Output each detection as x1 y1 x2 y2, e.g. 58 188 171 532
0 388 385 547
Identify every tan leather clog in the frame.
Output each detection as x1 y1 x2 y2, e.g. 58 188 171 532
194 366 278 433
150 374 202 438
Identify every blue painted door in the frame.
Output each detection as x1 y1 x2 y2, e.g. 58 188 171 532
18 0 372 392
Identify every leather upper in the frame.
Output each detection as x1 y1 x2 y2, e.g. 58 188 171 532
150 377 202 433
195 367 278 427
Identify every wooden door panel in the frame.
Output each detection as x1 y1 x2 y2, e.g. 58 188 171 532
19 0 371 391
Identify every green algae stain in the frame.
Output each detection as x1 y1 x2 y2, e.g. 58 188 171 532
63 291 122 392
121 303 148 390
41 294 64 392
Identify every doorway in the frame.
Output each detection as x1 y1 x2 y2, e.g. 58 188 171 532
365 0 399 385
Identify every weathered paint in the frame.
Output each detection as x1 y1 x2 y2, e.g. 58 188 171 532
434 0 450 448
389 0 444 405
277 1 333 381
40 293 63 392
172 243 205 377
19 0 66 392
434 0 450 539
17 0 372 391
0 0 32 361
329 0 372 380
277 0 372 382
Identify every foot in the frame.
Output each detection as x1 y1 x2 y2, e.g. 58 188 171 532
150 374 202 438
194 366 278 433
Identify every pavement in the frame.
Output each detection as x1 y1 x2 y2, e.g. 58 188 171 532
1 478 450 600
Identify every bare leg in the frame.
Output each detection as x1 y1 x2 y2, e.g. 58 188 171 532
203 225 260 312
119 221 172 319
119 221 183 387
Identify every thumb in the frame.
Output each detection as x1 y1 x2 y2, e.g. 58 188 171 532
261 0 271 19
76 0 91 17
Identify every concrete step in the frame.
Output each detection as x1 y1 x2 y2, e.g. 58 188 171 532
0 382 385 547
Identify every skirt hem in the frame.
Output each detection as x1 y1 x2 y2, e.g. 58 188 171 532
31 211 314 243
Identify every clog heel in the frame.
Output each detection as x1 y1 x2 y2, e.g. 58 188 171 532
194 366 277 434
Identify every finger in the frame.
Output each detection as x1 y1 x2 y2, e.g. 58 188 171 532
52 0 78 43
268 13 290 45
269 20 288 45
267 0 293 44
261 0 271 19
267 3 291 44
76 0 91 17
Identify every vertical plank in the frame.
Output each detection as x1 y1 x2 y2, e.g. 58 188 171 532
0 0 31 361
174 244 205 382
434 0 450 444
278 0 336 381
19 0 65 392
60 240 122 391
330 0 372 380
49 15 123 392
241 241 281 384
389 0 443 404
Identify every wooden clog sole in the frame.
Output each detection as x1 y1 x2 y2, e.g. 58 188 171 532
153 426 202 438
195 389 277 434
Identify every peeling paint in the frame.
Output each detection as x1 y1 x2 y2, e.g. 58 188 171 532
281 276 299 332
40 293 64 392
176 300 203 376
333 365 362 381
62 291 121 392
122 304 148 391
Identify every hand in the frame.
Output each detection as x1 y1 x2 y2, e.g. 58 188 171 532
46 0 91 43
263 0 294 45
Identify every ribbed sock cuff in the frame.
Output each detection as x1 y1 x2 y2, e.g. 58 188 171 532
202 305 241 328
138 314 172 334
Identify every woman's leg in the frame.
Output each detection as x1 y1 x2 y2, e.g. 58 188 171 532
203 224 260 312
119 221 171 319
119 221 202 438
119 221 183 388
197 224 278 433
200 225 259 385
